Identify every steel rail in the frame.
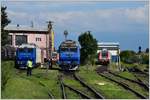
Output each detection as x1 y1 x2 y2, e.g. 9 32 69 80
63 83 92 99
58 75 67 99
108 71 149 91
98 73 147 99
133 73 149 91
39 81 54 99
74 73 105 99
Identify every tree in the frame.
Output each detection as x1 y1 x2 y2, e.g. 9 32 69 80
78 31 98 65
64 30 68 40
120 50 136 63
140 54 149 64
1 6 11 46
146 48 149 53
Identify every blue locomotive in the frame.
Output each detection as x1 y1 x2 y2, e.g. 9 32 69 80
15 43 42 69
58 40 80 70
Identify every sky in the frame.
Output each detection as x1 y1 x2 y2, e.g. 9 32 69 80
1 0 149 51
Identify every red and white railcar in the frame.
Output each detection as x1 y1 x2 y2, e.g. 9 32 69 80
98 49 111 65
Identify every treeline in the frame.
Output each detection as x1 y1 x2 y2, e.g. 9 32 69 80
120 50 149 64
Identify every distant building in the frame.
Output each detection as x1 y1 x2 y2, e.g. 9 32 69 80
97 42 120 63
4 24 54 62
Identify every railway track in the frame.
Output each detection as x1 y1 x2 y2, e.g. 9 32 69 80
74 73 104 99
58 75 67 99
132 73 149 90
108 71 149 91
97 72 148 99
126 67 149 76
39 81 54 99
58 72 105 99
20 76 54 99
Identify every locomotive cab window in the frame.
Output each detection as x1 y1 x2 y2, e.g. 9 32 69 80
102 51 107 57
27 48 33 53
52 53 57 57
70 48 77 52
60 48 68 52
18 48 25 52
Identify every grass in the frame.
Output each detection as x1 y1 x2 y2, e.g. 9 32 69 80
65 87 81 99
108 63 120 71
120 62 149 72
118 71 137 80
77 65 139 99
1 61 148 99
107 73 149 97
2 76 49 99
118 62 149 85
1 61 16 90
1 61 62 99
63 74 95 98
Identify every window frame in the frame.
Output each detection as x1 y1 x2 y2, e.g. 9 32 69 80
15 35 27 45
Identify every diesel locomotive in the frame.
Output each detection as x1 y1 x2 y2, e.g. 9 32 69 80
15 43 42 69
58 40 80 70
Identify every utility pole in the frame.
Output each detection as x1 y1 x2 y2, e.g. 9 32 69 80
47 21 53 59
45 21 53 75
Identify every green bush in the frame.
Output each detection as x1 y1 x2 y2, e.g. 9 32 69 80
1 61 15 90
141 54 149 64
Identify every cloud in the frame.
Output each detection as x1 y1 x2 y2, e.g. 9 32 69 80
37 5 148 33
6 3 148 34
125 5 148 24
5 2 148 50
7 10 27 18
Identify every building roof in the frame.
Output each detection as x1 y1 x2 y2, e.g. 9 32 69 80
18 43 40 48
4 25 48 33
98 42 119 45
98 42 120 48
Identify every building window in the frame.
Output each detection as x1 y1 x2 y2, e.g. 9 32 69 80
15 35 27 45
8 35 12 45
36 37 41 41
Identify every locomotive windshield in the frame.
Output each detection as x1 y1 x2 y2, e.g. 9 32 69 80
102 51 107 57
70 48 77 52
52 52 57 57
18 48 25 52
52 53 57 56
27 48 33 53
18 48 33 53
60 48 68 52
